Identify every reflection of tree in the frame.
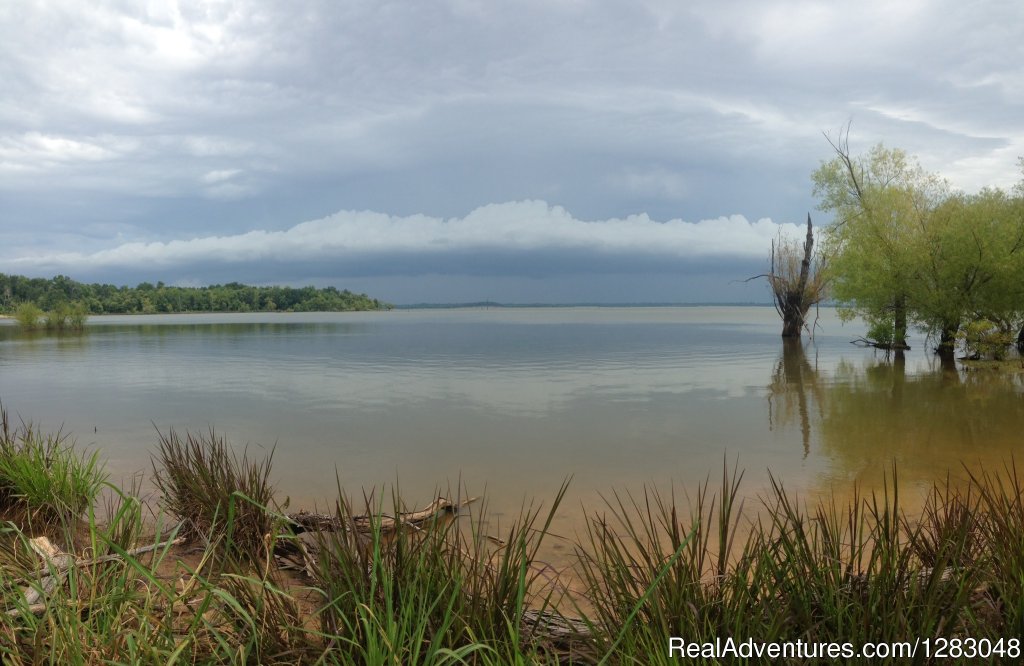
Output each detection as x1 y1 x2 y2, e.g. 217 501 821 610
767 339 824 458
816 357 1024 491
768 344 1024 493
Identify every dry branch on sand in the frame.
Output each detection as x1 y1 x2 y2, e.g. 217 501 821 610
6 533 186 617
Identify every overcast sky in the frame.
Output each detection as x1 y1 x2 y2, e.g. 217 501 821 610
1 1 1022 303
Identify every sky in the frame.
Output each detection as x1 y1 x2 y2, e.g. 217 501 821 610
1 1 1022 304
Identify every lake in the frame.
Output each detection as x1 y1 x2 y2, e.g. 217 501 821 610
1 306 1022 537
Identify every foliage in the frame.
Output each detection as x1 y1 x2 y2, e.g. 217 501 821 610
814 139 948 348
958 319 1015 360
151 428 278 565
575 464 1017 664
0 272 391 315
12 302 43 330
10 300 89 331
1 415 1024 662
0 408 106 524
309 482 570 664
814 132 1024 354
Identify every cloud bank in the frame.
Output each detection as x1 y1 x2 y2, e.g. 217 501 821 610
9 201 795 278
1 1 1021 302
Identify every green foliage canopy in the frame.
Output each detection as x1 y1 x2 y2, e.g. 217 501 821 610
0 273 391 316
813 138 1024 355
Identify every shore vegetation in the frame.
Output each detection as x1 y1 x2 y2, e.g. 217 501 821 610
0 272 390 317
813 130 1024 359
1 411 1023 663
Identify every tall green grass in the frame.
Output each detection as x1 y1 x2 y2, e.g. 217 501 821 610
575 464 1020 664
151 428 278 565
306 482 571 664
2 418 1024 663
0 408 106 525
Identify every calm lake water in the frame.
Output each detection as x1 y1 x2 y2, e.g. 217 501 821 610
1 306 1022 535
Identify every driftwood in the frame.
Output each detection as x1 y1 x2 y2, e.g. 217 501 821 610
276 496 478 575
275 531 322 577
522 608 592 642
6 534 186 617
286 496 478 534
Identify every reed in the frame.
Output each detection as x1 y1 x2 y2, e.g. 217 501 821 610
151 428 278 565
574 464 1016 664
306 480 571 664
0 408 106 525
1 418 1023 663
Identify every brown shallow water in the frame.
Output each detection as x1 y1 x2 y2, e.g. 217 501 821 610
1 307 1022 552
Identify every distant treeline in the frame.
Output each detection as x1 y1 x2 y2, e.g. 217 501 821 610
0 273 390 314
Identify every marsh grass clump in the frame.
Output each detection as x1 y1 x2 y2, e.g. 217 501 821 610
152 428 278 564
575 463 753 658
307 482 572 664
573 465 1024 664
0 408 106 525
4 411 1024 664
966 463 1024 636
0 486 182 663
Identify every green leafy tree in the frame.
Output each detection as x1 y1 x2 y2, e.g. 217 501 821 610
0 273 390 315
815 133 1024 357
917 188 1024 352
813 134 948 351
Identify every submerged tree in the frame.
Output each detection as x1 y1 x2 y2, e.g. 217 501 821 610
814 128 1024 357
813 131 948 351
772 214 829 337
754 214 829 337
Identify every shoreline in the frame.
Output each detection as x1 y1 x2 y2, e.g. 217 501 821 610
2 417 1022 663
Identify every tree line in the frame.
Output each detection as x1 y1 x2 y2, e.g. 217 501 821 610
768 130 1024 360
0 273 391 316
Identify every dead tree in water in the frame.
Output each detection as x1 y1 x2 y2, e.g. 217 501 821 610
752 214 829 337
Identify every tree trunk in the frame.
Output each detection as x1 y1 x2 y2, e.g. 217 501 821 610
936 322 958 361
893 294 908 348
781 214 815 338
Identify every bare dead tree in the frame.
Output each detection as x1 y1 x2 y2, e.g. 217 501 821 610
750 214 829 338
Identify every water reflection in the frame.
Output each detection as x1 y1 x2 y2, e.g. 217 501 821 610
2 309 1022 525
767 340 1024 499
767 338 824 459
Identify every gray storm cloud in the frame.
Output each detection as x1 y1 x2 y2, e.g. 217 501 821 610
1 1 1021 302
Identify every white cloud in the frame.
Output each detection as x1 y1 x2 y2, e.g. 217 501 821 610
7 201 797 274
0 132 137 172
202 168 242 184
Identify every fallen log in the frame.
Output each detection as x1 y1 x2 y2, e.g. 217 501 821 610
277 496 478 575
286 495 478 534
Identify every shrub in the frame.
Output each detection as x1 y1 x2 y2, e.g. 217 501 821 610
66 301 89 329
12 302 43 330
43 302 72 330
959 319 1015 360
